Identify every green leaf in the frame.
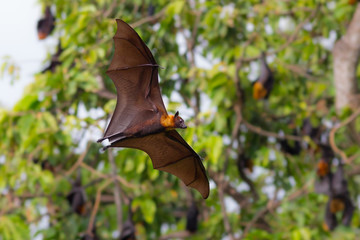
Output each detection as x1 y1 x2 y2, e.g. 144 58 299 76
166 1 185 16
17 114 35 139
140 198 156 223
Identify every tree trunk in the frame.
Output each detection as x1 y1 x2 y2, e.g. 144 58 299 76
333 4 360 112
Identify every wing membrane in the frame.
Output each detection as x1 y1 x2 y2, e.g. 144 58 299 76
112 130 209 199
100 20 167 142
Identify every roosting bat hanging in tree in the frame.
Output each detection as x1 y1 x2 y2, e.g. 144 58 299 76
67 179 87 215
37 6 55 40
253 52 274 100
186 201 199 233
97 19 209 199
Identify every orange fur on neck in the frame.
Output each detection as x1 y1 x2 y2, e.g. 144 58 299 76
160 114 175 128
330 198 345 213
253 82 268 100
317 159 329 177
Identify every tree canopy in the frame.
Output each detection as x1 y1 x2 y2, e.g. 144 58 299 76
1 0 360 239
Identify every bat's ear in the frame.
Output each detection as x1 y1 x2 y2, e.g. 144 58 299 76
175 111 179 118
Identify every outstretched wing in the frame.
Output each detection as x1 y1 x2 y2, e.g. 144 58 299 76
111 130 210 199
99 19 167 143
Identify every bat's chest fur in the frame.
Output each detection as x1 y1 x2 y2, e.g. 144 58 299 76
160 114 175 128
124 114 172 138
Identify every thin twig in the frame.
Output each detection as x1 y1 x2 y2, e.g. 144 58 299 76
87 179 112 236
130 8 165 28
275 60 319 81
96 89 116 99
227 33 260 200
218 176 235 240
209 170 249 208
103 1 118 18
95 75 117 99
160 231 191 240
223 30 256 177
80 162 138 189
347 157 360 176
184 10 202 120
329 107 360 164
108 150 123 232
236 150 259 201
243 118 303 141
65 142 91 176
239 180 311 239
240 5 320 62
27 145 43 163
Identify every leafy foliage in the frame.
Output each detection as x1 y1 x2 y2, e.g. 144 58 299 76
1 0 360 239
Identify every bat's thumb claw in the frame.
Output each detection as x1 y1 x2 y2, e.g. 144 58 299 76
98 138 110 146
98 138 111 153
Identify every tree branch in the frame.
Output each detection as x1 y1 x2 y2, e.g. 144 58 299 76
80 162 138 189
87 179 112 236
160 231 191 240
329 107 360 164
218 182 235 240
240 5 320 62
242 118 303 142
239 180 311 239
130 8 165 28
65 142 90 176
108 150 123 233
95 75 116 99
209 170 249 208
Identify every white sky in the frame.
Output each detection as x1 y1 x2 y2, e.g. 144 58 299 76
0 0 52 109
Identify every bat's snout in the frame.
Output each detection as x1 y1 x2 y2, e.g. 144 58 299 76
180 123 187 129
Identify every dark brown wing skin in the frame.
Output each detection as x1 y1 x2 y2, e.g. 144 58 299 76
112 130 210 199
98 19 167 144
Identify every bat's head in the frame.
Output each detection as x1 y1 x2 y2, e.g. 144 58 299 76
174 111 187 129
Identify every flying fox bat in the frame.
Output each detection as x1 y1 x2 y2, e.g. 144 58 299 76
120 200 136 240
186 201 199 233
348 0 359 5
324 194 354 230
67 180 87 215
42 42 62 73
97 19 209 199
253 52 274 100
37 6 55 40
315 163 354 230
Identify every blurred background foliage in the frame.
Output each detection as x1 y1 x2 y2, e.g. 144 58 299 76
1 0 360 239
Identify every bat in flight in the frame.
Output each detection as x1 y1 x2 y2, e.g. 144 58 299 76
98 19 209 199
